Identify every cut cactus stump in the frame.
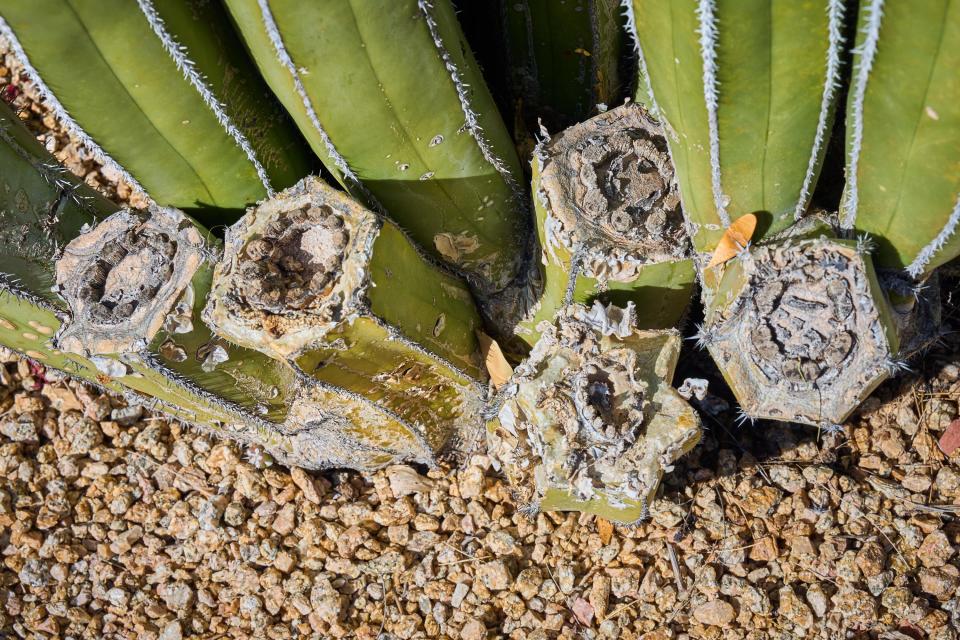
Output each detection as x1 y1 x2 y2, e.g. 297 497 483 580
518 103 696 346
488 302 701 524
704 230 899 426
204 176 487 471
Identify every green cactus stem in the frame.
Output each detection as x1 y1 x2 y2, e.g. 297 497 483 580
702 220 900 426
0 0 312 224
203 176 487 471
222 0 527 308
0 100 306 454
502 0 626 130
517 103 695 346
487 302 701 524
623 0 845 262
842 0 960 278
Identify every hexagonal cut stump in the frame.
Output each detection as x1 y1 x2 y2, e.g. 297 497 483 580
487 302 701 524
704 235 899 425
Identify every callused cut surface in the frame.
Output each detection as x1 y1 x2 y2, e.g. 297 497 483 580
707 237 897 425
55 207 204 356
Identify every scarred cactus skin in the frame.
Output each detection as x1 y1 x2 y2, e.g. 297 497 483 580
517 103 695 347
487 302 701 524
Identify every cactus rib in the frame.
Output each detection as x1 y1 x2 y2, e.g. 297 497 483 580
0 15 148 198
842 0 960 276
134 0 273 194
696 0 727 227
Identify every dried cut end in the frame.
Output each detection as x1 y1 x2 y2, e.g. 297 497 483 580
204 176 379 358
488 302 701 523
54 206 204 356
539 103 688 281
707 237 897 425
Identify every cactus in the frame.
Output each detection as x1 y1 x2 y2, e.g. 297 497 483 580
624 0 845 265
487 302 701 523
842 0 960 278
0 0 312 225
502 0 626 131
517 102 695 346
0 99 301 453
221 0 528 316
203 176 486 470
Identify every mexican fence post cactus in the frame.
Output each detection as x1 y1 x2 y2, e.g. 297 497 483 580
487 302 700 523
0 0 312 226
222 0 530 332
203 177 487 471
517 102 695 347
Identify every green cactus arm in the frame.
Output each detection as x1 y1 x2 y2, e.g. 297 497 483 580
203 176 486 470
222 0 527 298
503 0 625 128
515 104 694 346
625 0 844 254
0 0 312 223
0 101 116 299
842 0 960 277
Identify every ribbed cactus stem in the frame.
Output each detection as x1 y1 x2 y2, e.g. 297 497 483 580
517 103 694 346
204 177 487 471
0 0 312 222
503 0 626 130
223 0 528 316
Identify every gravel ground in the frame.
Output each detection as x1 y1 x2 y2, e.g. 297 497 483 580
3 35 960 640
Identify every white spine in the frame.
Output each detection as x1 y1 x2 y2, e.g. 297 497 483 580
696 0 728 227
136 0 273 194
842 0 884 231
619 0 660 117
417 0 524 202
0 17 151 201
795 0 845 220
254 0 363 189
907 193 960 277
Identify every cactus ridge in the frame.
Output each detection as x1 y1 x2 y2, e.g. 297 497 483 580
417 0 525 208
841 0 884 232
252 0 365 193
909 195 960 277
134 0 274 195
695 0 727 228
795 0 845 222
0 15 149 199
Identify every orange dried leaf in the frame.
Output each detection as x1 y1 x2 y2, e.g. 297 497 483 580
706 213 758 269
477 331 513 390
597 518 614 545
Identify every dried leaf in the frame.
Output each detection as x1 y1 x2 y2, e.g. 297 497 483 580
938 418 960 455
477 331 513 389
706 212 757 268
597 518 614 545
